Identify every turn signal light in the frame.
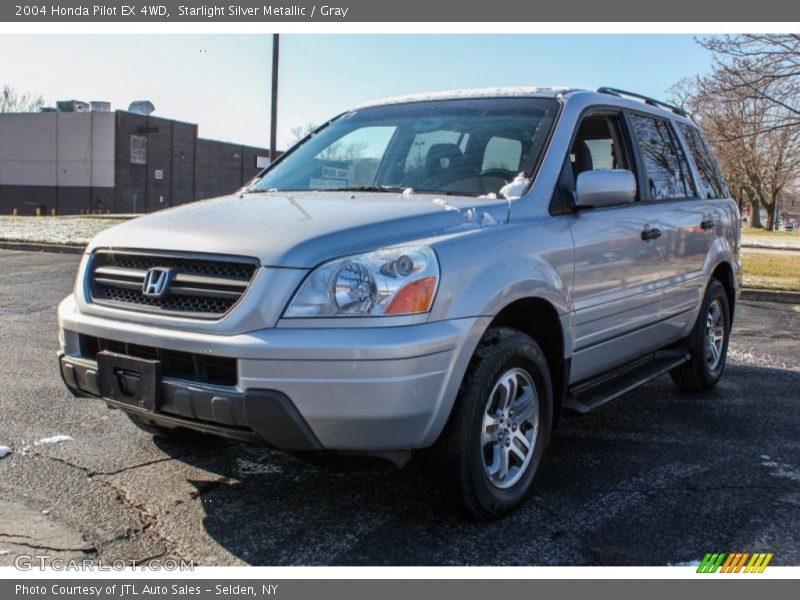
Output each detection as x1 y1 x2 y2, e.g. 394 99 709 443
384 277 437 315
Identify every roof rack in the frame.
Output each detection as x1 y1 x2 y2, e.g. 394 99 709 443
596 87 689 117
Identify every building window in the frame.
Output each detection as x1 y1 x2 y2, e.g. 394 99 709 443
130 135 147 165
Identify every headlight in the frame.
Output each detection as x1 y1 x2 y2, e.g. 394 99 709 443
284 246 439 317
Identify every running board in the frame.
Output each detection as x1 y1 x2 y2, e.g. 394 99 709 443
564 350 690 414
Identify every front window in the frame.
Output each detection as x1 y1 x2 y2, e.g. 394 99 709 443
252 98 559 197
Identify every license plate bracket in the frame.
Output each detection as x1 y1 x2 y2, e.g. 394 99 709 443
97 351 161 412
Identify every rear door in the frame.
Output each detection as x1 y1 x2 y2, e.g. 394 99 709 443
628 113 717 328
566 111 666 382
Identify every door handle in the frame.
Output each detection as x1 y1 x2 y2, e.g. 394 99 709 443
641 227 662 241
700 218 716 230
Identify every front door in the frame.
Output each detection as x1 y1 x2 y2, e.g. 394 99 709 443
566 112 666 382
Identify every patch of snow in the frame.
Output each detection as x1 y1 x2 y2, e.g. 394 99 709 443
668 559 702 567
236 458 283 477
481 212 497 226
499 173 531 200
479 193 498 199
742 238 800 250
402 188 415 196
0 446 11 459
728 346 798 371
33 435 73 447
0 216 131 246
761 457 800 483
354 87 572 109
431 198 458 212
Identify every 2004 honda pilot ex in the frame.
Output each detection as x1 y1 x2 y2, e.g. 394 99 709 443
58 87 742 519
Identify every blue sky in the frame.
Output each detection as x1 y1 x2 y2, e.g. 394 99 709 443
0 34 713 149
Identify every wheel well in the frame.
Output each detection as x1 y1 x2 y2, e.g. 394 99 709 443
488 298 567 421
711 261 736 319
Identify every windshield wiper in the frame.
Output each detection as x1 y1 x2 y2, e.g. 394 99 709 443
327 185 408 193
414 189 482 197
244 185 483 196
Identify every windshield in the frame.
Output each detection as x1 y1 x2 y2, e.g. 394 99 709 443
252 97 559 197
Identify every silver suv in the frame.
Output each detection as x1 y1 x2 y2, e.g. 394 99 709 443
58 87 741 519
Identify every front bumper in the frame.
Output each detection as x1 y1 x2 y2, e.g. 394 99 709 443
58 294 488 451
59 352 324 450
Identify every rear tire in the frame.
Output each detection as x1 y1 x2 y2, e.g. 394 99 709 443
670 279 731 391
422 327 552 520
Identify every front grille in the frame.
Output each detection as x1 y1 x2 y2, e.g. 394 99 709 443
88 250 259 318
80 335 237 387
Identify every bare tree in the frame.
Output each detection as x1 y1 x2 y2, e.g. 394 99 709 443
290 122 318 144
669 39 800 230
0 85 45 113
700 35 800 133
289 121 366 162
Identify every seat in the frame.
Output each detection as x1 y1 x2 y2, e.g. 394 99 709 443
425 143 464 180
571 140 594 179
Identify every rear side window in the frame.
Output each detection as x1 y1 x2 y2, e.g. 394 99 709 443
678 123 728 199
630 113 695 200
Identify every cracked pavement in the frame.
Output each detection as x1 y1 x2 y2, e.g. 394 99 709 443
0 249 799 566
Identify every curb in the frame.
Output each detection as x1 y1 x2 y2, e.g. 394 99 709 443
741 288 800 304
0 241 85 254
742 244 800 252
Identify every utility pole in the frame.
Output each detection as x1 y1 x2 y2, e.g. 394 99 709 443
269 34 279 162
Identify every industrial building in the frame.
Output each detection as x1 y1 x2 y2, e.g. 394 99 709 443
0 101 271 215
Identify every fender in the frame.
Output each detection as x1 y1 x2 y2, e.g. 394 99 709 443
429 219 573 323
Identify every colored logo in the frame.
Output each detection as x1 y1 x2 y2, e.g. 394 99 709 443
697 552 773 573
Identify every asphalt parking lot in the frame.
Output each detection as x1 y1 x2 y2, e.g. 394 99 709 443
1 248 799 567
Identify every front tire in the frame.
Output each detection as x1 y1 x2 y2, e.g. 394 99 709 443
423 327 553 520
670 278 731 390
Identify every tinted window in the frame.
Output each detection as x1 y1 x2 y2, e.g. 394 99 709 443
672 128 697 197
678 123 728 199
630 114 694 200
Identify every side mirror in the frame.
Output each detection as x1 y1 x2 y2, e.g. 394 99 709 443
574 169 637 209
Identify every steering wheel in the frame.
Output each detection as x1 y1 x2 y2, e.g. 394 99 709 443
479 168 517 181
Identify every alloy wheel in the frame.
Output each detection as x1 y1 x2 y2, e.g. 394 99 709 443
480 368 539 489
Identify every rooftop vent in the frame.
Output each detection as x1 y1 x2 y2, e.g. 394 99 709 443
128 100 155 116
90 101 111 112
56 100 90 113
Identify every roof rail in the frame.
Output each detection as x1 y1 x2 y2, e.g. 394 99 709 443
597 87 689 117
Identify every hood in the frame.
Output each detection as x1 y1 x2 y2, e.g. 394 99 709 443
86 191 509 268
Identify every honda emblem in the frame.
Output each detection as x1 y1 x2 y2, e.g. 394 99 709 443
142 267 172 298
